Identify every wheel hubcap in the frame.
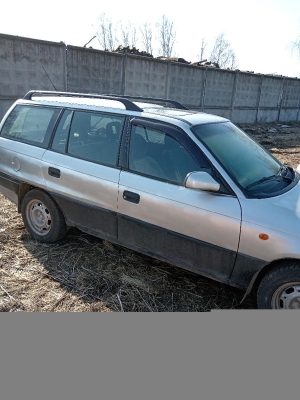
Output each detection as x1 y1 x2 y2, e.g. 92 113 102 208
26 200 52 236
272 283 300 309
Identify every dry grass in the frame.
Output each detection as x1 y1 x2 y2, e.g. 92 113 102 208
1 122 300 312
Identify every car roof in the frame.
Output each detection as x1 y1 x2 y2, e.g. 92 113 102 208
137 103 228 125
20 91 229 127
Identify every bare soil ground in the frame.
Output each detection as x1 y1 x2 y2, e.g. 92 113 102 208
1 122 300 312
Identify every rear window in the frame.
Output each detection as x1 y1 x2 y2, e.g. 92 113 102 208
0 105 61 148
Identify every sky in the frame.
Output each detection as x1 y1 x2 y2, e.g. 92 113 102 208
0 0 299 77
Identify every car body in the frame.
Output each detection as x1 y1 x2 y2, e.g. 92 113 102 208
1 90 300 309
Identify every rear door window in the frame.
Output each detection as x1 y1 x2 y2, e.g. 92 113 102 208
51 110 125 167
0 105 61 148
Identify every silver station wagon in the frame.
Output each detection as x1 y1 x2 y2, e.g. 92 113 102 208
1 90 300 309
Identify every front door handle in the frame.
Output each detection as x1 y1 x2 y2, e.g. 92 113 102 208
123 190 140 204
48 167 61 178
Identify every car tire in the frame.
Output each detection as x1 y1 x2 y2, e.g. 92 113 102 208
21 189 67 243
257 263 300 309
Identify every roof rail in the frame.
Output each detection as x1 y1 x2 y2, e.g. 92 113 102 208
103 94 189 110
23 90 143 112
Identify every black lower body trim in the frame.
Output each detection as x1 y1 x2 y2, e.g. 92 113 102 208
229 253 267 290
0 171 23 204
0 171 21 194
117 214 237 284
51 193 118 240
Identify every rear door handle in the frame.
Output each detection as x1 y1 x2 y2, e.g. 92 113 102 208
48 167 61 178
123 190 140 204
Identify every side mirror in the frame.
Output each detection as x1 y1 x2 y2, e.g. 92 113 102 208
185 171 220 192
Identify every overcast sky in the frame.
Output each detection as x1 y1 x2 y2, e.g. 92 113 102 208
1 0 299 77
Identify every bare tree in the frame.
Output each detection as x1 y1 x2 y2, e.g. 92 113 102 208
120 24 130 47
291 35 300 57
95 13 118 51
156 15 176 57
199 37 207 61
121 22 138 48
140 22 153 54
228 49 239 70
130 25 138 48
210 33 238 69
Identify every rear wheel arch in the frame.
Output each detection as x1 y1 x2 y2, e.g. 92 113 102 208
17 183 31 213
21 187 67 243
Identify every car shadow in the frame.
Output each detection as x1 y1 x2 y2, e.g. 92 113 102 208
19 228 257 312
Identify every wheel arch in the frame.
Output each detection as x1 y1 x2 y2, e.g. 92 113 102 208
17 183 32 213
242 257 300 302
18 184 66 221
21 187 68 243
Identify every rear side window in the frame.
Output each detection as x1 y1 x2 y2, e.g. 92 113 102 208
0 105 60 148
58 110 125 167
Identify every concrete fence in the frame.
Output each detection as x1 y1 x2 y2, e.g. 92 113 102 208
1 33 300 123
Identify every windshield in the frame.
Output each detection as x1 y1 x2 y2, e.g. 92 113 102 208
192 122 295 197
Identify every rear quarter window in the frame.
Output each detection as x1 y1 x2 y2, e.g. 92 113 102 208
0 105 61 148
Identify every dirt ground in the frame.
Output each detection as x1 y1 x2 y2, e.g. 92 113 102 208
1 121 300 312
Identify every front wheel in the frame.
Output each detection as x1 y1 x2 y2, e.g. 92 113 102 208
21 189 67 243
257 263 300 309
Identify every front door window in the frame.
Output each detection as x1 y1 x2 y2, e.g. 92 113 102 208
129 125 201 184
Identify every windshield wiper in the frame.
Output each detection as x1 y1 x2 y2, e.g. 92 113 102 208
279 165 294 180
245 175 278 189
245 165 294 190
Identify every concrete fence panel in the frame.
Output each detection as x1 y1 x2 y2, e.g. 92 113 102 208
256 76 282 123
1 33 300 124
67 46 124 95
0 99 14 120
203 69 236 119
0 34 66 96
168 64 205 108
231 73 261 123
279 79 300 122
234 73 261 108
124 56 168 98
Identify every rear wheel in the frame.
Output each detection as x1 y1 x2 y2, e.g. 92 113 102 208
257 263 300 309
21 189 67 243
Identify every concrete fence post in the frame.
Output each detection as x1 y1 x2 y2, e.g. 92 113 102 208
277 77 285 122
165 62 171 100
65 44 68 92
230 71 239 120
200 68 207 112
255 75 264 123
121 54 127 95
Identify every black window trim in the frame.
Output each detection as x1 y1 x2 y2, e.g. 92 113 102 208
0 103 62 149
49 107 127 169
48 108 72 152
119 117 235 194
122 117 210 169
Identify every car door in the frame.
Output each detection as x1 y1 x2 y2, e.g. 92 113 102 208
118 118 242 282
41 109 125 241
